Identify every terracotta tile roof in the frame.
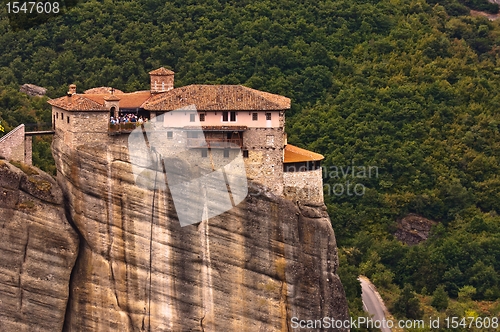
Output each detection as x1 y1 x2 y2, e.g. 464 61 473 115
149 67 175 75
284 144 324 163
84 91 152 109
48 95 106 111
103 94 121 101
50 84 289 112
84 87 124 94
48 91 153 111
143 85 290 111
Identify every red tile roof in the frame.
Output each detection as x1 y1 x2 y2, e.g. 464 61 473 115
149 67 175 75
85 91 152 109
84 87 124 94
49 79 290 112
48 95 107 111
49 91 153 111
142 85 290 111
284 144 324 163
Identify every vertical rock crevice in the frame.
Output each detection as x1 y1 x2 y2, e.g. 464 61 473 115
0 160 79 332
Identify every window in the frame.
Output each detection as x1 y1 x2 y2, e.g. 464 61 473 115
223 111 237 122
266 113 271 120
243 150 249 158
62 113 64 120
200 113 205 122
201 149 208 158
56 112 58 119
162 82 165 91
167 131 173 139
190 114 195 122
67 116 70 124
187 132 198 138
223 149 230 158
252 113 258 121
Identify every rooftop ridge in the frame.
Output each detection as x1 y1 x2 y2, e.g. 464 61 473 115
143 84 290 111
149 67 175 75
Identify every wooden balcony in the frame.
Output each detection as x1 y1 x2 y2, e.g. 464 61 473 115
186 138 243 149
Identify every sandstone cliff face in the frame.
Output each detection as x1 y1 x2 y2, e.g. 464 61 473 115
0 160 79 332
52 135 349 331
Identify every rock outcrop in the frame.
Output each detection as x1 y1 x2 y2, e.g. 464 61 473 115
19 84 47 97
0 160 79 331
52 136 349 331
394 214 437 245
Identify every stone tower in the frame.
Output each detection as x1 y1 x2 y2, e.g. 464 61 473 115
149 67 175 93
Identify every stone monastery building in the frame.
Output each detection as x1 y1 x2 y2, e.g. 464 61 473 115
48 67 324 204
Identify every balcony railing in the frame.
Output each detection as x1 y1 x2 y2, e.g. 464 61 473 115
109 123 141 135
186 138 243 149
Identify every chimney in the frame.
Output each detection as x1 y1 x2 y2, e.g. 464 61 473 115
149 67 175 93
66 84 76 104
68 84 76 95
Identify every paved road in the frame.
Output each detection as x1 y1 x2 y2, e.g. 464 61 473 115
359 276 392 332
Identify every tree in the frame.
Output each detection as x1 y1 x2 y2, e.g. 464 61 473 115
431 285 449 311
392 285 423 319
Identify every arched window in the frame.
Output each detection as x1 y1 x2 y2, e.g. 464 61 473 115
110 107 116 118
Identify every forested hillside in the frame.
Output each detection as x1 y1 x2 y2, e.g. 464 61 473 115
2 0 500 327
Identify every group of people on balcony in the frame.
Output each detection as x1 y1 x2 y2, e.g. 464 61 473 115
110 114 148 125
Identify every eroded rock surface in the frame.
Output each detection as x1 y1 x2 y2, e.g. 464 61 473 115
394 214 437 245
19 84 47 97
53 136 349 331
0 160 79 332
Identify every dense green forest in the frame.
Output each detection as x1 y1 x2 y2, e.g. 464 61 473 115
2 0 500 328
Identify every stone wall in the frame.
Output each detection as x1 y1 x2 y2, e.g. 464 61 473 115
0 124 29 164
53 108 109 149
283 168 324 205
24 137 32 165
243 127 284 195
